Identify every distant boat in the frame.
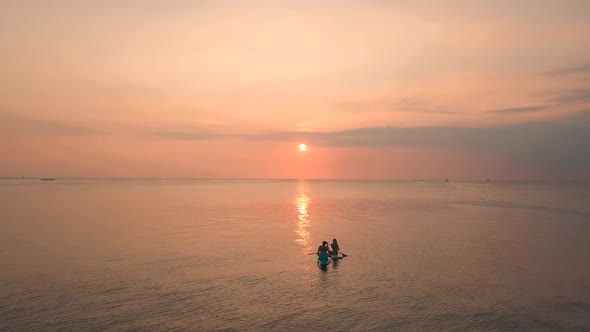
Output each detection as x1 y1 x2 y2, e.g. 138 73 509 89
444 179 449 182
40 178 55 181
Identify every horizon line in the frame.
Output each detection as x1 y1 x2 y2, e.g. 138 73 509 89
1 176 589 184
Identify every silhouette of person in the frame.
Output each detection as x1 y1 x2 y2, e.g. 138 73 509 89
317 241 330 265
330 238 340 255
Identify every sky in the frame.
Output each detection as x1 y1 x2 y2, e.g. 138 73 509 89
1 0 590 180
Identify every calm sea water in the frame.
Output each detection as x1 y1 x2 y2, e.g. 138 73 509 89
1 179 590 331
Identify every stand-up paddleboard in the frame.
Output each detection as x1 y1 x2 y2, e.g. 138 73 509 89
317 253 346 268
331 253 344 260
312 251 346 269
317 253 330 268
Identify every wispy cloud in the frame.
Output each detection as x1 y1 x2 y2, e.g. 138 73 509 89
546 62 590 76
396 97 459 114
539 62 590 108
550 88 590 105
154 131 225 141
336 96 459 115
0 113 105 136
397 108 459 115
488 105 546 114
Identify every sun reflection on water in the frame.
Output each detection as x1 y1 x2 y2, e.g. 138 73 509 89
295 182 312 253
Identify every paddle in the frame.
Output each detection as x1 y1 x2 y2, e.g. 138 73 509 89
308 252 348 258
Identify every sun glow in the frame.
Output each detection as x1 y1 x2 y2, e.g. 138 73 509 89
298 143 307 152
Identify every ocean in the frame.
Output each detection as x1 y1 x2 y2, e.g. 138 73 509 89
1 179 589 331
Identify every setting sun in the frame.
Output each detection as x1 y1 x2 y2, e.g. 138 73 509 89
298 144 307 152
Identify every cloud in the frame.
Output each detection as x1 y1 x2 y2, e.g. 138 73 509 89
398 108 459 115
154 131 225 141
539 62 590 107
0 113 105 136
336 96 459 114
546 62 590 76
396 97 459 114
488 105 546 114
550 88 590 105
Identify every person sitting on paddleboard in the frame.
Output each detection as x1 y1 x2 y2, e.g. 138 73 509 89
330 238 340 255
317 241 330 262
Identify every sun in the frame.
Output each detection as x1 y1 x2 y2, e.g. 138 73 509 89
298 143 307 152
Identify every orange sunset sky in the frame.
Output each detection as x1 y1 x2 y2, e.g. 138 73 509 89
1 0 590 180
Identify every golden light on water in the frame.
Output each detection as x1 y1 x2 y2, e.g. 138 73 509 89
295 182 311 252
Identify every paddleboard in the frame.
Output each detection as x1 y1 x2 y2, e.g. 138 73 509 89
317 253 330 266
